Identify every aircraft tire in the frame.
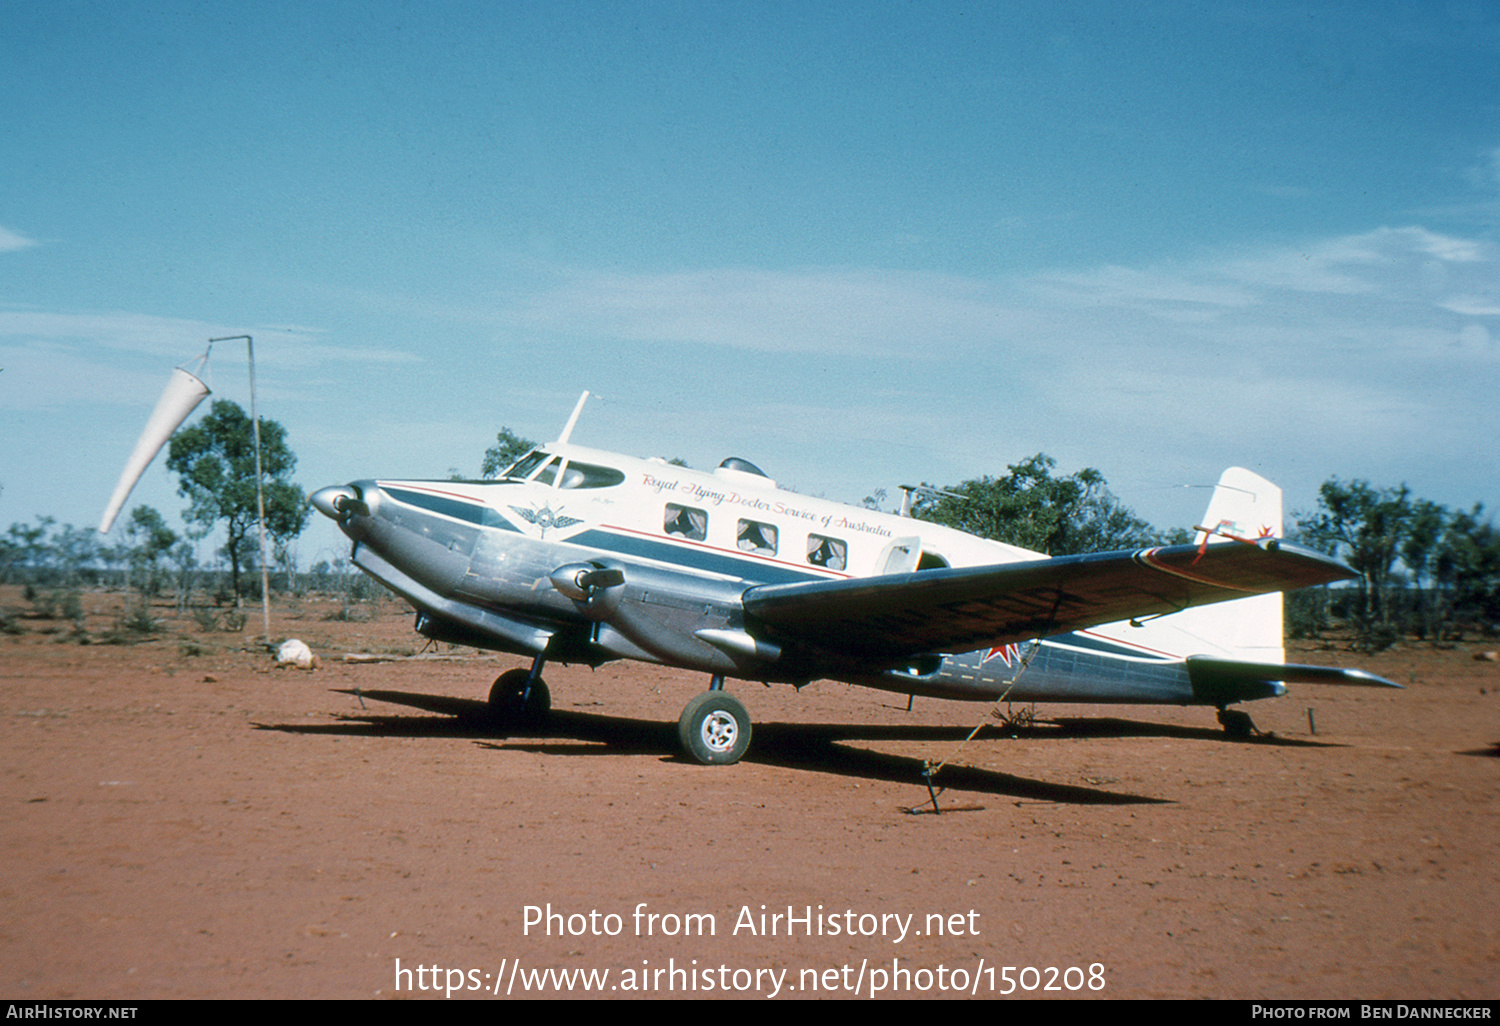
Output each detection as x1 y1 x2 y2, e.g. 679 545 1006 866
678 691 752 766
489 668 551 722
1217 707 1254 739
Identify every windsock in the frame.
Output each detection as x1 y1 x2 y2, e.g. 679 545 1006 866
99 365 211 533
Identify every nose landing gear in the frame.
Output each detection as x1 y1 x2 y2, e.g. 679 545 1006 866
489 655 550 722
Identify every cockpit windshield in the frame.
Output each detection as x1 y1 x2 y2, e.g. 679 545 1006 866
502 450 551 481
500 450 626 490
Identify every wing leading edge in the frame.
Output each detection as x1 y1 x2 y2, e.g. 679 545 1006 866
742 539 1355 660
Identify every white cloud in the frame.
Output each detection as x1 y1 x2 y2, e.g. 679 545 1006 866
1028 264 1258 311
0 308 225 358
500 266 1042 357
4 339 233 418
492 227 1498 371
1456 323 1492 353
1216 227 1491 300
1464 146 1500 190
0 306 422 373
464 224 1497 521
1025 228 1499 356
0 225 36 252
1441 295 1500 316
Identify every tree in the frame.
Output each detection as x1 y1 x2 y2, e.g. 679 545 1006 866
1296 478 1414 650
50 523 100 588
910 453 1168 555
170 536 202 615
1437 504 1500 630
265 478 311 592
480 427 538 479
123 505 178 598
2 516 55 585
166 400 308 601
1400 499 1449 639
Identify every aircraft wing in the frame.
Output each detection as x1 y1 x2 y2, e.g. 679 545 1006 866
742 539 1354 660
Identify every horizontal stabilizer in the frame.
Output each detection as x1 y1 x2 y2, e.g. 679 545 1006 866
1186 656 1401 704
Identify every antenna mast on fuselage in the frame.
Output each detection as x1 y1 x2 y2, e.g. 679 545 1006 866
556 390 590 444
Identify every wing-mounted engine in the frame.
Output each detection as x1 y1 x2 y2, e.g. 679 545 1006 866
352 542 555 658
548 562 626 615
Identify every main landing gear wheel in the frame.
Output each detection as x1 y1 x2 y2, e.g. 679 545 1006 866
678 691 752 765
1217 707 1255 739
489 668 551 722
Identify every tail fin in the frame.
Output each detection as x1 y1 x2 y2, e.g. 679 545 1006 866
1093 467 1286 663
1179 467 1285 662
1193 466 1283 551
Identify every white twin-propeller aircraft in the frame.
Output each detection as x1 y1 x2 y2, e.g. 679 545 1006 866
310 393 1397 765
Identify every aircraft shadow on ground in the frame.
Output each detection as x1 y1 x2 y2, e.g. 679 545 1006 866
254 688 1333 806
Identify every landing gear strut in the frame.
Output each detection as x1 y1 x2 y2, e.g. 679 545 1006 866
677 676 752 765
1217 706 1256 739
489 655 550 722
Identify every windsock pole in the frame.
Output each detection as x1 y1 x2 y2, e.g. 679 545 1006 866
210 335 271 645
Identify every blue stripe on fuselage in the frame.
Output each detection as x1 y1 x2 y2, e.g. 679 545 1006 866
383 486 522 532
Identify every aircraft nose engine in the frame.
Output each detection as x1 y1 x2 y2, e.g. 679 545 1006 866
310 485 369 521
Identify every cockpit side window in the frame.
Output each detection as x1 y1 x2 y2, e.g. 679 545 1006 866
559 461 627 489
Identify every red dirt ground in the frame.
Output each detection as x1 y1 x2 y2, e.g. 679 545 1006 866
2 587 1496 1000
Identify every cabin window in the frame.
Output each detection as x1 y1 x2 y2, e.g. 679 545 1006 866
558 460 626 489
807 534 847 570
736 519 778 555
664 503 708 541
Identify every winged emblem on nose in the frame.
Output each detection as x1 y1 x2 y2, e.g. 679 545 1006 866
510 504 584 538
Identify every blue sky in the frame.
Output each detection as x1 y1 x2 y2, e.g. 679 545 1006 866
4 1 1498 566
